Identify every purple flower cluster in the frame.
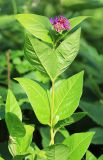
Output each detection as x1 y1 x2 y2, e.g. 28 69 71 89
50 16 70 33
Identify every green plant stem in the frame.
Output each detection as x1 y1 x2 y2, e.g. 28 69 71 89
6 50 11 89
50 80 55 145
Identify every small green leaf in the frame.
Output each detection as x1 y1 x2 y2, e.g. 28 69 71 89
86 150 97 160
16 14 53 44
15 78 50 125
54 71 84 120
63 132 95 160
5 113 26 138
54 112 86 130
6 89 22 120
69 16 88 30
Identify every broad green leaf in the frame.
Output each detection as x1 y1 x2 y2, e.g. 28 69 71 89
54 112 86 130
63 132 95 160
16 14 53 44
86 151 97 160
25 28 81 80
6 89 22 120
54 71 83 120
45 144 69 160
80 101 103 126
89 128 103 145
24 34 57 80
15 78 50 125
5 113 26 138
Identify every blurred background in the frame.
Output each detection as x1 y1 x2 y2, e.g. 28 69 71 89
0 0 103 158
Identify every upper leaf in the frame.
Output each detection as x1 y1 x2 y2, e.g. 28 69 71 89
53 71 83 120
55 28 81 79
15 78 50 125
63 132 95 160
25 28 81 80
6 89 22 121
69 16 88 31
16 14 53 44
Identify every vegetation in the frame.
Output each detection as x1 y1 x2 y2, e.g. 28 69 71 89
0 0 103 159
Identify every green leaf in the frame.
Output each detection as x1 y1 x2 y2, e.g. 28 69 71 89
16 14 53 44
80 101 103 127
69 16 88 30
45 144 69 160
89 127 103 145
86 151 97 160
25 28 81 80
55 28 81 79
15 78 50 125
54 71 83 120
54 112 86 130
6 89 22 120
63 132 95 160
24 33 57 80
5 113 26 138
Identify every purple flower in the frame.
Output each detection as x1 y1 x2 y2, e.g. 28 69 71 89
50 16 71 32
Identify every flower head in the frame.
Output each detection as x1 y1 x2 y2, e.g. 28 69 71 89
50 16 70 33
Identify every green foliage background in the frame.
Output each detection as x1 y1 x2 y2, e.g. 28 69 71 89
0 0 103 159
